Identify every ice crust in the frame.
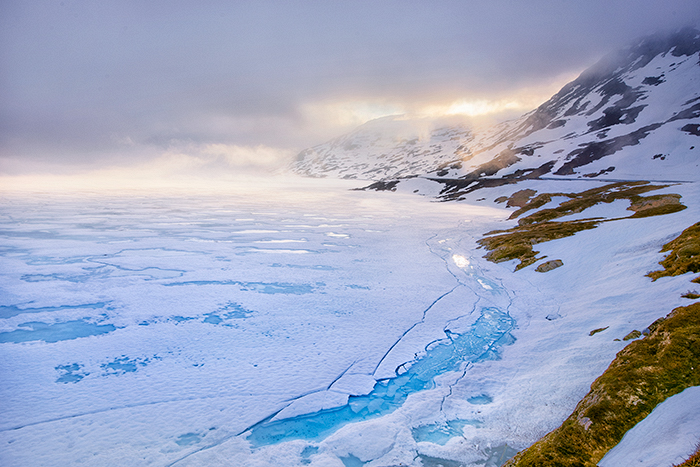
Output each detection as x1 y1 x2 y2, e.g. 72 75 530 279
1 177 698 466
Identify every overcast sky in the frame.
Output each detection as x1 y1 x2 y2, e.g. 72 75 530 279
2 0 699 178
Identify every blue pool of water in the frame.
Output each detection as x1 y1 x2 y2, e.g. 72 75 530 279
340 454 366 467
0 320 117 343
0 302 108 319
101 355 154 375
203 301 254 325
412 419 483 445
55 363 90 383
467 394 493 405
245 307 515 446
163 280 321 294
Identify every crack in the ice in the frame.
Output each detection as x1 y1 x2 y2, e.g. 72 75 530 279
372 284 459 377
0 394 237 433
327 360 358 390
162 361 361 467
277 359 358 405
427 227 519 420
168 227 520 462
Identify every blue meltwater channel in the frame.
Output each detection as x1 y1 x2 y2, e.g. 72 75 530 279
245 306 515 446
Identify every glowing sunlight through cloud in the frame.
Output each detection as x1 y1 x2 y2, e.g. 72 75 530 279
301 100 406 128
299 71 579 133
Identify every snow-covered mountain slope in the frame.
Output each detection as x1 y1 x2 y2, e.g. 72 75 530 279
292 116 474 180
293 28 700 198
425 27 700 200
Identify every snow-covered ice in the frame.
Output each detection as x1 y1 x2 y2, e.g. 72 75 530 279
599 385 700 467
1 176 698 466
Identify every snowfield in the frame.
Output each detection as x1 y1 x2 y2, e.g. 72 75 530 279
1 175 698 466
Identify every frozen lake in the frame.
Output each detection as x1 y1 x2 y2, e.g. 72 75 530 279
3 177 697 466
0 178 521 466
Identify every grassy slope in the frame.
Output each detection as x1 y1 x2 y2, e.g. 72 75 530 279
505 220 700 467
478 182 686 270
648 221 700 283
504 302 700 467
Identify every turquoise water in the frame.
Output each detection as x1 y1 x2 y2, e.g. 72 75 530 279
246 306 515 446
0 302 109 319
412 419 483 445
162 280 321 294
0 319 117 343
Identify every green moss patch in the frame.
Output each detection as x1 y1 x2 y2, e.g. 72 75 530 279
648 221 700 283
505 302 700 467
589 327 609 336
506 189 538 208
511 181 669 225
478 219 600 270
628 193 686 218
479 182 687 270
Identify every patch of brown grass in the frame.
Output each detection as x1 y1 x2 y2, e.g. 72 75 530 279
478 219 600 270
648 222 700 283
628 193 686 218
478 182 688 270
511 181 670 225
505 302 700 467
505 189 538 208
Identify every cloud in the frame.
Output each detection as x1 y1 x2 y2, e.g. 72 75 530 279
163 143 294 174
0 142 296 193
1 0 699 175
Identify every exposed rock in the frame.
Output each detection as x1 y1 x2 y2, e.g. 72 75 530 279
536 259 564 272
506 189 537 208
627 193 684 215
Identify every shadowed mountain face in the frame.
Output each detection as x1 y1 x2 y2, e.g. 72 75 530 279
292 28 700 199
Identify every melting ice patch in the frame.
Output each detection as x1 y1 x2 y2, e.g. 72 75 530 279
101 355 157 375
0 319 117 343
162 280 322 294
0 302 108 319
245 306 515 447
175 432 205 446
412 419 482 445
203 302 254 325
55 363 89 383
467 394 493 405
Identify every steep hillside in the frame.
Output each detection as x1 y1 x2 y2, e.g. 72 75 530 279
425 27 700 200
293 28 700 196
